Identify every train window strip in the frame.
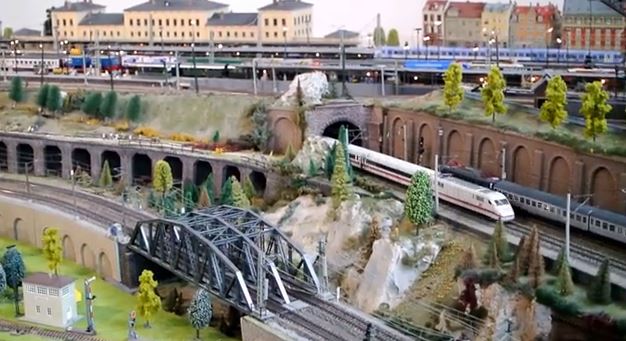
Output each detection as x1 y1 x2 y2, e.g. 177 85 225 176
355 157 413 179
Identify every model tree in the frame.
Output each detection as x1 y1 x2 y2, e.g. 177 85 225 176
539 75 568 129
330 144 351 209
183 191 194 213
136 270 162 328
552 246 566 275
197 186 211 208
242 178 256 200
183 179 198 204
325 143 337 180
3 27 13 39
202 174 216 204
481 66 507 123
36 84 50 113
81 92 102 118
458 244 478 272
363 218 382 262
307 159 317 177
251 104 271 152
556 256 575 296
220 176 234 205
188 289 213 339
283 144 296 162
404 171 433 227
443 62 464 113
100 91 118 120
42 228 63 276
490 220 510 262
526 226 544 288
9 77 25 106
98 160 113 188
338 126 353 179
126 95 142 122
485 239 501 270
45 85 62 113
152 160 173 206
580 81 611 142
373 27 386 47
587 258 611 304
231 177 251 209
212 130 220 144
2 246 26 316
0 265 7 294
387 29 400 46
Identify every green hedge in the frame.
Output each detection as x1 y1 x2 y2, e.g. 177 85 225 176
535 286 581 316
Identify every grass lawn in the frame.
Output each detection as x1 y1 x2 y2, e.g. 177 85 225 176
541 278 626 319
380 91 626 157
0 238 236 341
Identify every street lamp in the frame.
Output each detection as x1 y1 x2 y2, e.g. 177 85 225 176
414 28 422 59
39 44 45 86
434 21 442 60
107 45 114 91
191 22 199 95
556 37 562 64
423 36 431 60
491 30 500 68
564 28 571 68
282 27 288 58
403 41 410 60
10 39 19 74
70 169 77 216
546 27 554 67
565 193 593 262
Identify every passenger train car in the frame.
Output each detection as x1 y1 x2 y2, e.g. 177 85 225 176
441 166 626 244
376 46 624 65
320 137 515 221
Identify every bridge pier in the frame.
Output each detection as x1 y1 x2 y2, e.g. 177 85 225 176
240 316 291 341
33 146 45 177
5 140 17 173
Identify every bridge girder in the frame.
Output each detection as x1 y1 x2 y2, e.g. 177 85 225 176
128 205 319 313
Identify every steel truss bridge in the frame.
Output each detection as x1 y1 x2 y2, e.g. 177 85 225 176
128 205 320 313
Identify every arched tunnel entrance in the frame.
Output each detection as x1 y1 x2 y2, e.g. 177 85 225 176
322 121 362 146
223 166 240 184
164 156 183 186
132 153 152 185
44 145 63 176
72 148 91 176
194 161 213 185
0 142 7 171
16 143 34 174
249 171 267 197
101 151 121 181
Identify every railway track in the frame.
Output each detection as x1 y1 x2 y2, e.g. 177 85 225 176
0 177 153 230
0 318 104 341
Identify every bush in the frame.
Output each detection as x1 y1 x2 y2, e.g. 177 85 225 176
271 159 300 176
354 176 386 194
535 286 581 316
169 133 196 142
616 318 626 334
133 126 160 138
114 120 129 132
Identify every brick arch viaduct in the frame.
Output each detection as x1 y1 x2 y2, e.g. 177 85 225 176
0 132 282 280
268 103 626 214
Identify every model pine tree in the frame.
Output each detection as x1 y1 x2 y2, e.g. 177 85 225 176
362 218 382 263
9 77 25 106
202 173 216 204
183 191 194 213
556 256 575 296
99 91 118 120
443 62 464 112
187 289 213 339
526 226 544 288
126 95 142 122
220 176 234 205
485 239 501 270
330 144 351 209
580 81 611 142
42 228 63 276
539 75 568 129
481 66 507 123
491 219 510 262
136 270 162 328
183 179 198 203
197 186 211 208
307 159 317 177
587 258 611 304
242 177 256 199
251 105 270 152
45 85 62 113
338 125 353 179
552 245 566 275
231 177 251 209
36 84 50 112
98 160 113 188
81 92 102 117
373 27 386 47
2 246 25 316
458 244 478 272
404 171 433 227
0 265 6 294
324 142 337 180
283 144 296 162
507 252 520 283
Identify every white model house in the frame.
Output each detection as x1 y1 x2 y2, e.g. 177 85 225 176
22 272 78 328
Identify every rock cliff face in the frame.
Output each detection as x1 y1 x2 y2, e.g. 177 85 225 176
278 72 329 106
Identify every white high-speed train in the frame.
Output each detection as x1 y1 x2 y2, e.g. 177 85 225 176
322 138 515 221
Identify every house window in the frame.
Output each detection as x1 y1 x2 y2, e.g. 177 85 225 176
189 19 193 26
36 306 41 313
145 31 148 37
47 307 52 316
103 31 107 37
131 32 134 37
226 31 230 37
273 18 277 26
242 32 246 38
282 18 286 26
274 31 278 37
265 32 269 38
144 19 148 26
181 19 185 26
283 31 286 37
182 32 185 37
63 19 66 26
37 286 47 295
173 19 177 26
218 31 222 37
166 19 169 26
265 18 269 26
136 19 141 26
234 32 238 37
196 32 199 38
110 31 113 37
70 19 73 26
27 285 35 293
159 19 163 26
196 19 200 26
251 32 254 38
